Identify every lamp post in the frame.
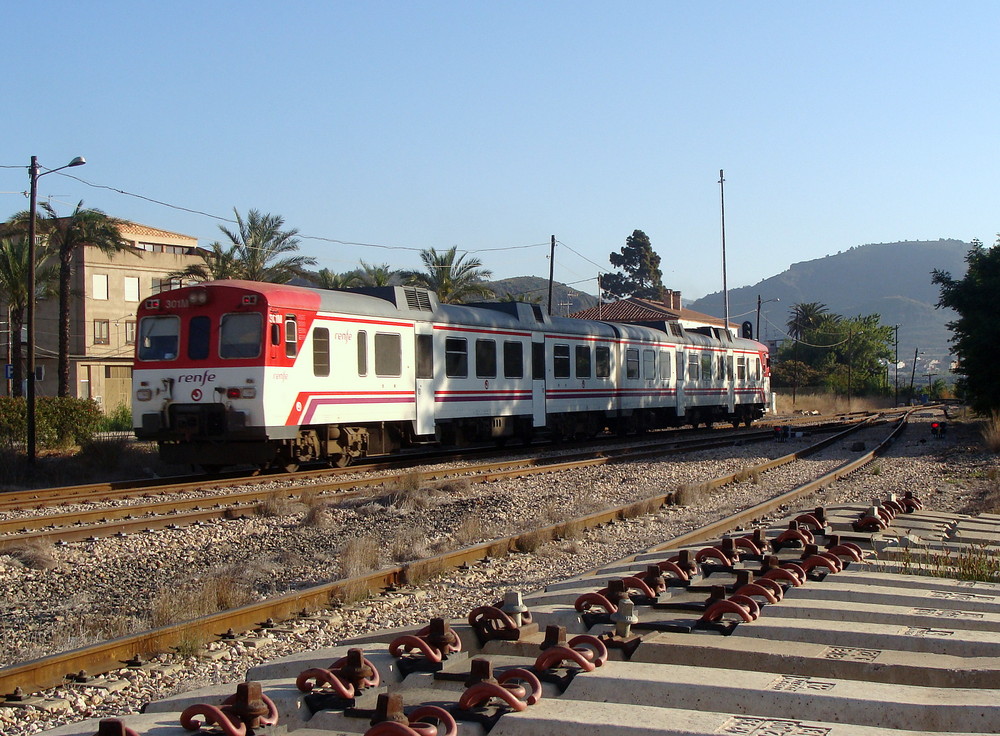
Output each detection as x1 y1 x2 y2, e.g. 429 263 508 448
893 324 900 407
756 296 779 341
26 155 86 464
908 347 922 404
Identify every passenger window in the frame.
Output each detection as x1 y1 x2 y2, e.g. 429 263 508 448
375 332 402 376
446 337 468 378
701 353 712 381
688 353 700 381
659 350 671 380
575 345 591 378
737 355 747 380
504 341 523 378
643 349 656 379
313 328 330 377
137 315 180 361
357 330 368 376
416 334 433 379
284 317 297 358
554 345 571 378
220 313 262 359
626 348 639 380
188 315 210 360
595 346 611 378
476 339 497 378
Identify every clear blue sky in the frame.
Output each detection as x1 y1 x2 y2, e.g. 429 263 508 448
3 2 996 300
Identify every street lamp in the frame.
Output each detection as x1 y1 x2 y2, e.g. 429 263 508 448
26 154 86 464
756 295 779 341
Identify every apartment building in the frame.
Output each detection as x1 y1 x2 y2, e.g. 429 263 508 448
5 221 204 409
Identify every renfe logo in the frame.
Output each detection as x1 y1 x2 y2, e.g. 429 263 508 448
177 370 217 385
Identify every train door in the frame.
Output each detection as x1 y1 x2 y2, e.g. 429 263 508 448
531 336 545 427
414 325 435 436
675 348 687 418
726 352 736 413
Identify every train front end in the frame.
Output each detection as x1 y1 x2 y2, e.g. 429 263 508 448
132 282 288 469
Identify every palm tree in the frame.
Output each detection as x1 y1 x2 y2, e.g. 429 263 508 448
0 236 58 396
8 202 133 396
167 241 244 282
313 268 359 290
402 246 494 304
786 302 830 340
222 208 315 282
356 261 397 287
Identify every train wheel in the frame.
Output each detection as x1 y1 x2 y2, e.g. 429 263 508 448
281 461 300 473
330 453 352 468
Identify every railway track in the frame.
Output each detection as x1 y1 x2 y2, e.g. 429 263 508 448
0 417 876 548
0 412 903 698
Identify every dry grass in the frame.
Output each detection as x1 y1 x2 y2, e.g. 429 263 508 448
301 502 335 528
774 392 889 415
454 516 486 546
982 412 1000 454
335 578 372 605
1 540 58 570
889 544 1000 583
434 478 471 494
150 564 257 627
339 537 380 578
673 482 709 506
515 528 552 553
734 468 760 484
258 492 295 517
389 527 432 563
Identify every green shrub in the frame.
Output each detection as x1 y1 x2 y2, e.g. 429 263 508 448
0 397 103 450
96 403 133 433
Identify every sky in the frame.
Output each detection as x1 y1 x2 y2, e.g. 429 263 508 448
2 2 996 301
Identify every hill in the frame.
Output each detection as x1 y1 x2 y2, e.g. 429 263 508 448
486 276 598 315
686 239 970 379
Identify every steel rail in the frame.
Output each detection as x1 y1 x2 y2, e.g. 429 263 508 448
0 414 896 696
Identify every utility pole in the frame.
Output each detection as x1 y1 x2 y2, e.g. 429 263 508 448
893 324 899 406
547 235 555 316
597 273 602 320
719 170 730 335
908 347 920 402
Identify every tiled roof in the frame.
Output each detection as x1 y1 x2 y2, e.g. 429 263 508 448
569 297 733 328
117 222 197 241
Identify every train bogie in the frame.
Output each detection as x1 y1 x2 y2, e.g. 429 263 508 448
133 281 770 469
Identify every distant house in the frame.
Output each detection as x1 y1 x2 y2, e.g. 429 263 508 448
569 291 738 334
1 221 205 409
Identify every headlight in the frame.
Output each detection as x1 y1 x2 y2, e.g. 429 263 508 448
136 388 152 401
241 387 257 399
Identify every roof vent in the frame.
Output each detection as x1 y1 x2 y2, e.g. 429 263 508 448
403 287 433 311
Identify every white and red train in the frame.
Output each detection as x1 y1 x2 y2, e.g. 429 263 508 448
132 281 770 470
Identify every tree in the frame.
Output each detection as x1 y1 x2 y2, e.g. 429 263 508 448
7 202 133 397
175 209 316 284
933 237 1000 414
601 229 664 300
402 246 494 304
313 268 359 290
786 302 830 340
355 261 397 287
0 236 58 396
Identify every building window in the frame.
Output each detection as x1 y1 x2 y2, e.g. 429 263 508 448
124 276 140 302
93 274 109 300
125 320 137 345
94 319 110 345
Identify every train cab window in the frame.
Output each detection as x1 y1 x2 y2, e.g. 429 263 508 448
643 349 656 379
737 355 747 380
137 315 179 361
358 331 368 376
313 328 330 377
284 317 297 358
659 350 671 380
554 344 571 378
755 357 762 380
625 348 639 380
220 313 262 359
476 339 497 378
375 333 402 376
688 353 700 381
188 316 211 360
596 346 611 378
532 343 544 380
575 345 591 378
446 337 468 378
701 353 713 381
503 341 523 378
416 334 433 379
